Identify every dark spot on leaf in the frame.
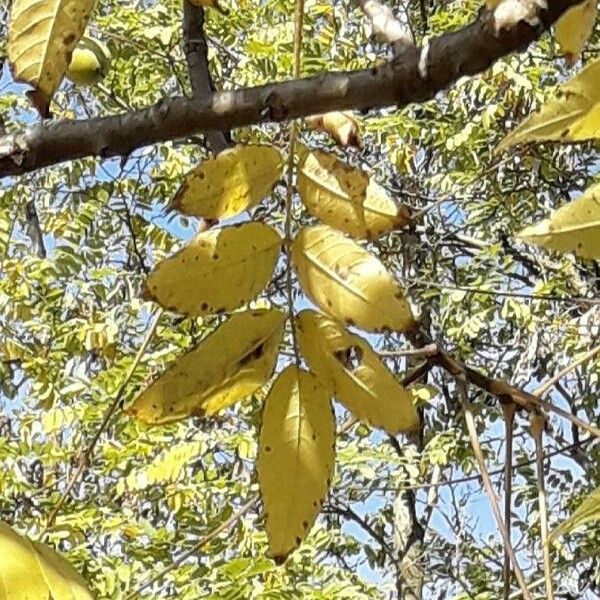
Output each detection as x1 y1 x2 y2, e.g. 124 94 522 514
212 253 219 260
265 445 271 452
201 302 209 311
239 342 265 366
312 500 318 507
302 520 308 529
295 536 301 545
311 433 317 441
64 33 75 45
274 555 286 566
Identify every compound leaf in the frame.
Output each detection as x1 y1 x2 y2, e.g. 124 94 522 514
258 365 335 563
143 222 281 317
297 150 409 239
8 0 96 116
126 308 285 424
168 145 283 219
517 181 600 258
292 225 415 333
296 309 419 434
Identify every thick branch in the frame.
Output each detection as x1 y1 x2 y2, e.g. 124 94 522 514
182 2 231 153
0 0 581 178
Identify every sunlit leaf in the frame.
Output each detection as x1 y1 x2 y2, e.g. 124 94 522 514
167 145 283 219
0 521 93 599
7 0 96 116
550 485 600 540
116 441 204 495
305 112 362 148
496 60 600 151
297 150 410 239
126 308 285 424
517 181 600 258
555 0 597 63
296 310 419 434
258 365 335 563
292 225 415 332
143 222 282 317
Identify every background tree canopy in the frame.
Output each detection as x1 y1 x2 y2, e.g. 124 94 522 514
0 0 599 598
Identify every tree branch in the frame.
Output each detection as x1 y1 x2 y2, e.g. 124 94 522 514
0 0 581 178
182 1 231 153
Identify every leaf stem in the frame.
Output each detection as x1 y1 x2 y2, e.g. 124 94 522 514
283 0 306 365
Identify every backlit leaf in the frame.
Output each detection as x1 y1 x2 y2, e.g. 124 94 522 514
126 309 285 424
292 225 415 332
258 365 335 563
550 485 600 541
7 0 96 116
517 181 600 258
143 222 282 317
168 145 283 219
496 60 600 152
116 441 204 496
305 112 362 148
555 0 597 63
296 310 419 434
297 150 410 239
0 521 93 599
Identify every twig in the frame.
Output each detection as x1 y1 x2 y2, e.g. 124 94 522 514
182 1 231 153
534 344 600 398
531 414 554 600
502 402 516 600
408 278 600 307
456 380 533 600
42 309 163 533
124 496 257 600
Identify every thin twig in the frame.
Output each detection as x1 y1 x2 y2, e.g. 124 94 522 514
502 402 516 600
456 380 533 600
531 415 554 600
124 496 257 600
42 309 163 533
534 344 600 398
408 278 600 307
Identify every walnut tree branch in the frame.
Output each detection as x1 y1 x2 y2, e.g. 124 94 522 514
0 0 582 178
182 1 231 153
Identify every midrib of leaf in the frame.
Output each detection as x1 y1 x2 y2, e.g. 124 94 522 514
302 246 370 302
524 219 600 237
301 170 395 219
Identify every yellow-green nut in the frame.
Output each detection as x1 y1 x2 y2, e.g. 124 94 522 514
66 37 111 87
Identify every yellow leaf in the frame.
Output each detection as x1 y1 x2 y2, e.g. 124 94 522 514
496 60 600 152
257 365 335 563
126 308 284 424
517 181 600 258
116 441 204 496
7 0 96 117
0 521 93 600
297 150 410 240
555 0 598 63
292 225 415 333
168 145 283 219
143 222 281 317
550 485 600 541
305 112 362 148
296 310 419 434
